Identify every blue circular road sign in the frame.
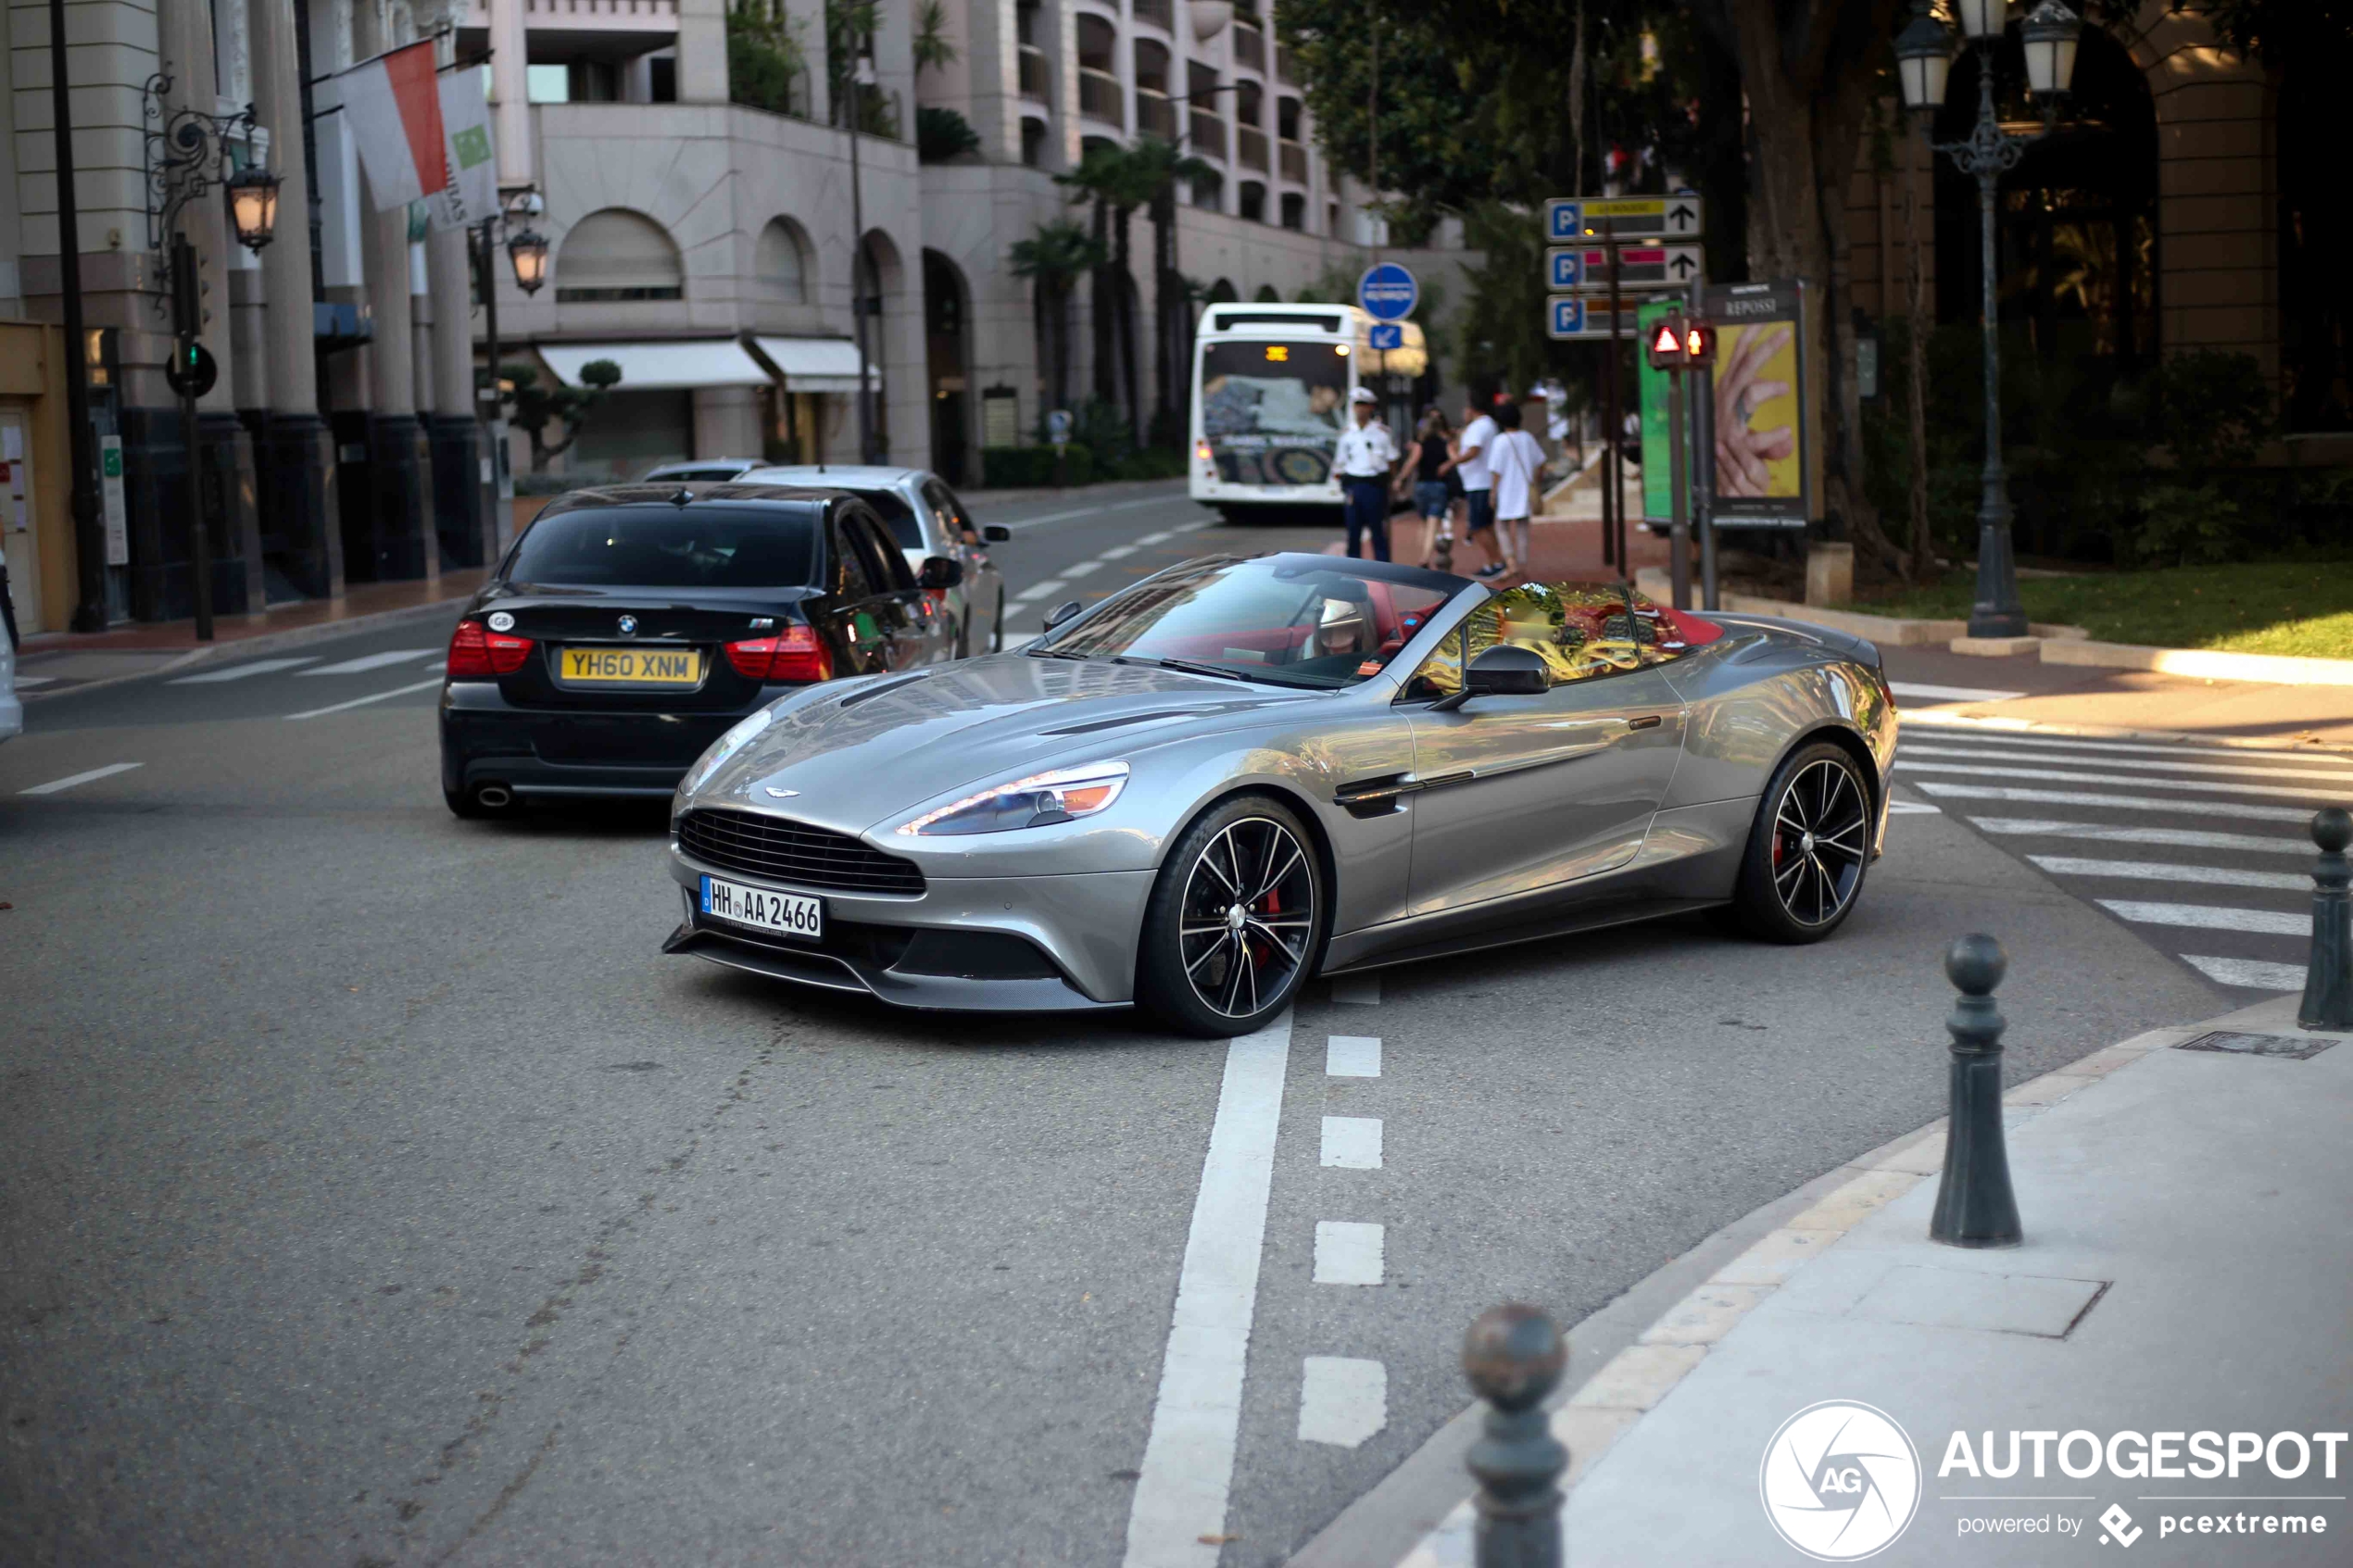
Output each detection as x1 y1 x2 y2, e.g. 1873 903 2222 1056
1358 262 1417 321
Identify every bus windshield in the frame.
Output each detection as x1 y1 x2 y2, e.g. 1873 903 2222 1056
1198 339 1350 486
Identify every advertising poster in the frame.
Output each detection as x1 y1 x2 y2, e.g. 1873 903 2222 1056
1703 279 1813 528
1637 298 1675 523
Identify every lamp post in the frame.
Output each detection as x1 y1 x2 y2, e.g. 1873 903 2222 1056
48 0 107 630
848 49 877 463
1894 0 2082 640
475 188 545 555
144 74 279 640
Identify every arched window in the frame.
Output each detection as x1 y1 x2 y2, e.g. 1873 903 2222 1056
1206 278 1238 304
1252 283 1279 302
754 218 812 304
555 208 684 302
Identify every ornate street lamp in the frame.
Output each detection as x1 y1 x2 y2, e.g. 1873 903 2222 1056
1894 0 2082 639
506 227 550 295
224 163 281 251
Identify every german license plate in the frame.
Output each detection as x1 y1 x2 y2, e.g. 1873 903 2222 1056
560 646 703 685
699 874 823 942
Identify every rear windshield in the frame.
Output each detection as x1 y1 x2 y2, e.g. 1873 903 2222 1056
505 507 820 588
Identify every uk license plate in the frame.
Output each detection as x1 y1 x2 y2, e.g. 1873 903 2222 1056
560 646 703 685
699 874 823 942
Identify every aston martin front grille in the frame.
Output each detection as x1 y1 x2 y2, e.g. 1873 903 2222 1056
680 809 927 896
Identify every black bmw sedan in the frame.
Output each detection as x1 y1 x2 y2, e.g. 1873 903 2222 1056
439 483 962 817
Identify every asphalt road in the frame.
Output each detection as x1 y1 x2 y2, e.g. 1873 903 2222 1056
0 483 2246 1566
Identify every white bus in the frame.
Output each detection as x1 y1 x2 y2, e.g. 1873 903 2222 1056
1188 303 1428 523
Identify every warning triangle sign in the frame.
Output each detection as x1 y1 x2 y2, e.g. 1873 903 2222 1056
1651 322 1681 356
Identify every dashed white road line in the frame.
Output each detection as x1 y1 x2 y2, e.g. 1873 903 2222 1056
1890 682 2024 703
1320 1116 1382 1170
2183 955 2305 991
1175 518 1216 533
283 677 445 721
1325 1035 1381 1077
170 657 318 684
1013 578 1069 602
1968 819 2313 856
13 675 57 688
1898 761 2350 805
1313 1221 1385 1285
1887 799 1943 814
1063 559 1104 579
2027 855 2310 891
1330 973 1381 1005
19 761 142 796
1297 1357 1388 1449
2097 900 2305 937
1903 727 2353 768
1136 531 1175 545
1901 743 2353 788
1100 544 1139 559
1123 1012 1293 1568
1917 782 2319 825
298 647 439 675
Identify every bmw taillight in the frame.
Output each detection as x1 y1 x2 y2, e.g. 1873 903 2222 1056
724 622 831 684
447 618 533 678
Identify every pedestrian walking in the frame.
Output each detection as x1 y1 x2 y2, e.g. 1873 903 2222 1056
1455 393 1507 580
1336 388 1401 562
1489 401 1545 582
1402 406 1456 570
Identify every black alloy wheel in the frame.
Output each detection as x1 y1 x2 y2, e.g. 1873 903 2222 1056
1730 741 1872 944
1137 795 1326 1036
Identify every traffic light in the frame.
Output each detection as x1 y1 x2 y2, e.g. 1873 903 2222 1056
1645 313 1688 370
1682 321 1718 367
165 339 219 399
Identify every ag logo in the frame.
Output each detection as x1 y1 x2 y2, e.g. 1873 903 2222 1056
1759 1401 1921 1561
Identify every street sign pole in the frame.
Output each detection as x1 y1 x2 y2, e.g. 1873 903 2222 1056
1667 355 1689 612
1604 218 1623 574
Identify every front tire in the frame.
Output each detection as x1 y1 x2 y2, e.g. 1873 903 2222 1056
1136 795 1327 1037
1729 740 1873 944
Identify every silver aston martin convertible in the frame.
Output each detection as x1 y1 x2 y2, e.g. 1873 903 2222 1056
663 551 1897 1035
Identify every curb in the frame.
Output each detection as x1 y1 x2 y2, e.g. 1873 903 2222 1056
21 596 469 703
1290 1022 2198 1568
962 476 1191 509
1895 707 2353 757
2042 635 2353 687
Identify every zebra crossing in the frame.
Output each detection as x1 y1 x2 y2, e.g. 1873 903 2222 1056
1894 717 2350 997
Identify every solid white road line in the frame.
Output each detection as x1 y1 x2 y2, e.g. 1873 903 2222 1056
1325 1035 1381 1077
169 656 319 684
1900 743 2353 788
298 646 439 675
1312 1221 1385 1286
283 676 445 721
1969 819 2313 856
1330 973 1381 1005
1898 724 2353 768
1100 544 1139 559
1063 559 1104 578
1890 682 2025 703
2028 855 2310 891
2183 955 2305 991
2097 900 2306 937
19 761 142 796
1320 1116 1382 1170
1297 1357 1388 1449
1013 578 1069 602
1916 782 2319 825
1123 1013 1293 1568
1896 760 2352 805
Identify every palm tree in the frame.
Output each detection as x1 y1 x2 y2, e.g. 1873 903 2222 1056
1009 219 1105 416
1054 144 1135 420
1124 136 1217 445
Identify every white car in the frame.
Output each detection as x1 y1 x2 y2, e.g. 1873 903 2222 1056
0 546 22 743
740 465 1010 657
638 458 766 483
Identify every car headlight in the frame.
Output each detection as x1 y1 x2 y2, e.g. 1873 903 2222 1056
897 760 1130 836
680 706 774 797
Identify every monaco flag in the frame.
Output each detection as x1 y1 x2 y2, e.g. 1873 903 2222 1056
339 40 497 231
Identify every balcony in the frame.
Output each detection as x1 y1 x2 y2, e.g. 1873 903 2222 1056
1078 67 1123 125
1236 123 1267 171
1277 137 1306 183
1018 44 1051 102
1136 88 1175 137
1189 108 1226 160
1134 0 1172 30
1232 20 1265 73
1274 43 1295 84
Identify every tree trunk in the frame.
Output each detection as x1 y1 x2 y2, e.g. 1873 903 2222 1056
1090 197 1114 407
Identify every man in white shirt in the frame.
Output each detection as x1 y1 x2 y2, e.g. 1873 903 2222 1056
1334 388 1401 562
1454 395 1505 579
1487 399 1546 580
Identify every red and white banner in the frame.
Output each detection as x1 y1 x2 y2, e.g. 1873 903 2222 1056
338 41 497 230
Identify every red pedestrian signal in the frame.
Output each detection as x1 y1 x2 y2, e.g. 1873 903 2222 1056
1682 322 1718 366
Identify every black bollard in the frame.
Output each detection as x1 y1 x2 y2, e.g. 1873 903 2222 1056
1929 934 2023 1248
2298 807 2353 1032
1462 1304 1568 1568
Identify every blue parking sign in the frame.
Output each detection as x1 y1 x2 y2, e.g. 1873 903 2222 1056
1547 248 1584 289
1548 297 1586 337
1546 199 1582 240
1369 322 1403 350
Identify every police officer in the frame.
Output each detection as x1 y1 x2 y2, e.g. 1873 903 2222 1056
1334 387 1400 562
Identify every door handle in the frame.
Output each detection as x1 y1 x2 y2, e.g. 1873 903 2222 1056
1628 714 1664 731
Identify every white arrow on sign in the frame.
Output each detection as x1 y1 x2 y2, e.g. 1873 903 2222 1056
1664 195 1702 234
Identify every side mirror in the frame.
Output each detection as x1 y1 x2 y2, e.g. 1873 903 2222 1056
1042 598 1084 630
1431 644 1549 710
983 524 1012 543
918 556 964 591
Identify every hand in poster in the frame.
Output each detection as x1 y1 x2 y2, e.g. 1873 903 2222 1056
1714 323 1794 496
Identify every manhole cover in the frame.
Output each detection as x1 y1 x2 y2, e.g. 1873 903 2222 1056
2174 1031 2336 1060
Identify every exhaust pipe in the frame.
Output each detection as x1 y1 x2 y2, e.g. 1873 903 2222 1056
475 784 514 809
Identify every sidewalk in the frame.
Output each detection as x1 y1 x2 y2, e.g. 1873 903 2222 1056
1881 643 2353 750
1382 990 2352 1566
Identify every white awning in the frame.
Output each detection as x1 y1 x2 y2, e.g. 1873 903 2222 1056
538 340 772 392
752 336 876 395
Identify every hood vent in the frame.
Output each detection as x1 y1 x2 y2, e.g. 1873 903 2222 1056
1037 709 1198 737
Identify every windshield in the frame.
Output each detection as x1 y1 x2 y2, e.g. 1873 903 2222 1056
1198 340 1349 486
1039 556 1455 688
505 506 820 588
